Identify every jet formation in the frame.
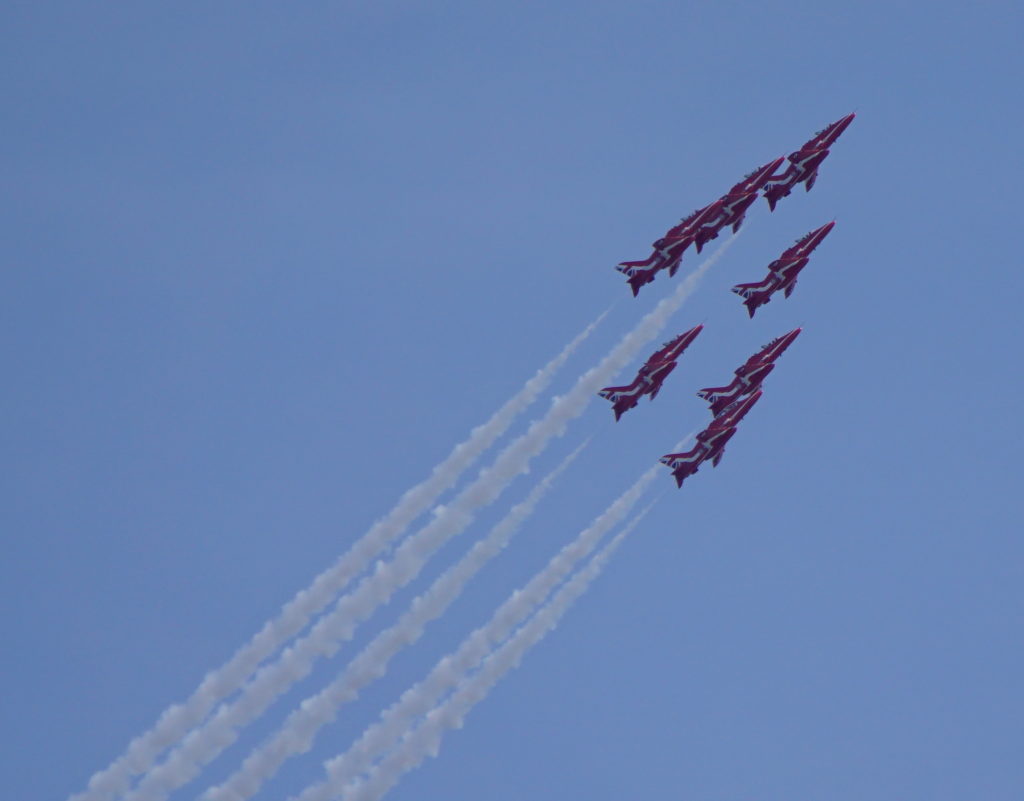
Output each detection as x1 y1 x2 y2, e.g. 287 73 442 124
615 113 853 298
598 114 853 488
658 328 800 487
598 325 703 420
615 158 782 298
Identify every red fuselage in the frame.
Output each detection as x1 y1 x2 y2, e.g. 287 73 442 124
698 362 775 416
660 391 762 487
703 328 802 408
763 113 854 210
599 326 704 420
731 223 834 316
692 157 785 252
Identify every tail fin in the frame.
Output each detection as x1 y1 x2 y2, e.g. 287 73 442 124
764 184 790 211
783 279 798 299
627 270 655 297
672 464 697 487
709 397 731 416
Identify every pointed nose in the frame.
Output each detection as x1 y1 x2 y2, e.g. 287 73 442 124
827 113 855 140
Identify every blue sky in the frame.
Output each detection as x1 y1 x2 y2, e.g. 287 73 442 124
4 2 1023 799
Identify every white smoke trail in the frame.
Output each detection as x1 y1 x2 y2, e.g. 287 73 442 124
293 461 672 801
68 310 606 801
199 440 589 801
303 503 657 801
123 243 728 801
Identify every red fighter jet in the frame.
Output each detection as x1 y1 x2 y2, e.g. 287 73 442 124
615 205 718 296
697 328 801 415
762 113 855 211
691 157 786 253
598 325 704 420
659 390 762 487
731 221 835 317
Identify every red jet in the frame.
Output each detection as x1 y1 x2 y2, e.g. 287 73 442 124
616 205 717 296
598 325 704 420
731 222 835 317
697 328 801 415
660 391 762 487
762 113 855 211
692 157 786 253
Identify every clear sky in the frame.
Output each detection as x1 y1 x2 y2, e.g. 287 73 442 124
4 2 1023 800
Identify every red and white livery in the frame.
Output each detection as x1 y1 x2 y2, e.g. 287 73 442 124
762 113 855 211
692 157 786 253
616 205 717 296
697 328 801 415
598 325 704 420
660 391 762 487
731 222 835 317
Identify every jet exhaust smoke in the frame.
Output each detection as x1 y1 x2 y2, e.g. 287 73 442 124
297 503 656 801
67 310 607 801
291 460 671 801
199 440 588 801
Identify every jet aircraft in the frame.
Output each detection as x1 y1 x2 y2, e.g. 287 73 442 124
762 113 855 211
697 328 801 415
660 391 762 487
598 325 704 420
692 157 786 253
616 205 717 296
731 222 835 317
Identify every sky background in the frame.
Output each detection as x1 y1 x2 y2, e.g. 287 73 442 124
4 2 1023 800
